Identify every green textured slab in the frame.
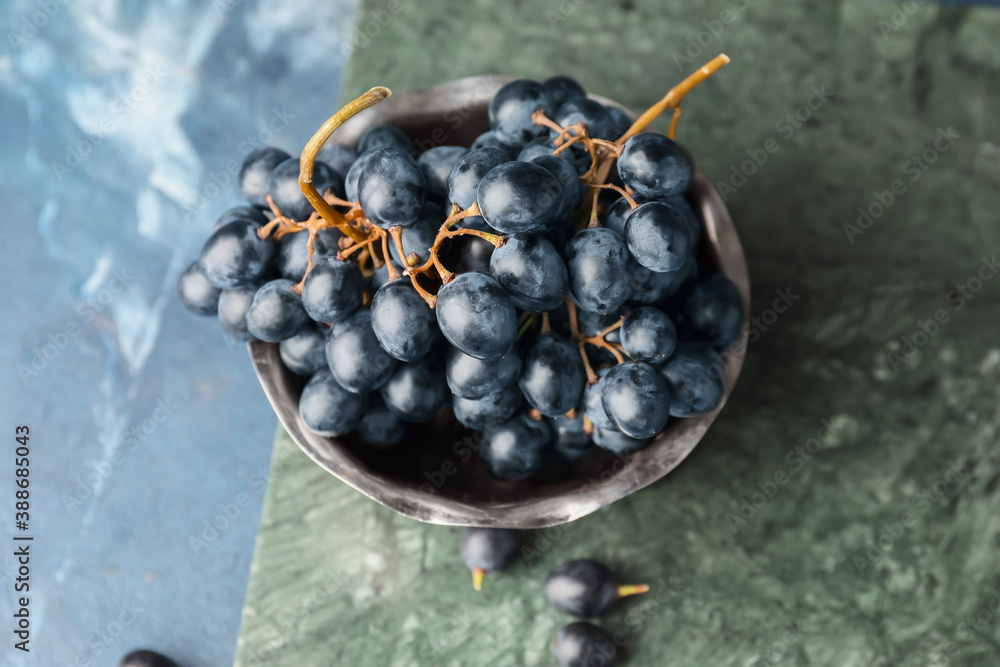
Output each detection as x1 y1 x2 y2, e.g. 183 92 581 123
236 1 1000 665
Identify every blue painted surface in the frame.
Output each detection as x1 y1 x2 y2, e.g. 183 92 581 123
0 1 357 665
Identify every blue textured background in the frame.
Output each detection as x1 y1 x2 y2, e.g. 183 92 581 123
0 1 358 665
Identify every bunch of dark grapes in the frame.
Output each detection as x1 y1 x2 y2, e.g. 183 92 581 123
179 55 740 484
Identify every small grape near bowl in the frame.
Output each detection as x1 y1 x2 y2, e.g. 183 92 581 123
184 57 749 528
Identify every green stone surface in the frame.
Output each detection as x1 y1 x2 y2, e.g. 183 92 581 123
236 1 1000 665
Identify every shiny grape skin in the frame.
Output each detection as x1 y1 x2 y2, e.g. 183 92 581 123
543 75 587 109
315 142 358 180
379 362 447 423
460 528 521 572
470 131 518 159
300 258 364 323
276 227 343 282
664 194 702 247
446 347 522 400
238 147 291 207
530 155 582 219
324 309 398 394
217 282 260 342
517 137 558 162
564 227 632 314
551 622 621 667
477 161 562 234
369 259 404 293
617 133 693 199
279 325 328 376
592 426 652 455
370 279 440 362
489 234 569 312
488 79 556 147
358 147 426 229
452 384 523 431
519 335 585 418
553 97 615 141
177 261 221 315
199 219 274 289
620 307 678 364
683 274 744 347
600 361 671 439
659 343 725 417
356 394 406 449
583 368 616 431
435 272 517 361
214 205 268 230
480 414 552 482
417 145 469 201
357 123 412 154
624 201 692 273
549 412 595 460
605 105 632 138
544 559 618 617
267 158 341 222
344 150 374 202
447 147 508 210
298 368 368 437
387 218 436 268
626 258 689 306
245 279 310 343
602 195 648 237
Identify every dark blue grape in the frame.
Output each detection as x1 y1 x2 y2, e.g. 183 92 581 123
178 261 221 316
316 142 358 179
453 384 522 430
488 79 555 147
659 343 724 417
118 649 179 667
279 325 328 376
583 369 616 431
470 131 518 159
460 528 520 583
665 194 701 246
218 283 260 342
370 279 440 362
544 75 587 109
245 279 310 342
517 137 559 163
324 309 398 393
602 196 648 237
564 227 631 314
545 559 621 617
550 412 594 460
441 226 494 274
593 425 651 455
268 158 341 221
489 234 569 312
356 394 406 448
358 147 426 229
519 335 585 418
605 105 632 138
553 98 614 141
447 147 508 210
530 154 582 219
624 201 692 273
435 272 517 360
480 414 551 481
370 258 404 293
357 123 412 154
344 150 374 202
446 347 522 400
239 147 291 207
276 227 343 282
380 362 447 423
626 258 689 306
300 258 364 323
417 145 469 201
478 161 562 234
552 622 621 667
601 361 671 439
620 307 677 364
617 133 693 199
683 274 743 347
199 219 274 289
388 218 436 268
298 369 368 436
214 205 268 229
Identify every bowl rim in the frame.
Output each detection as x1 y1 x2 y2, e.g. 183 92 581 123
249 75 751 528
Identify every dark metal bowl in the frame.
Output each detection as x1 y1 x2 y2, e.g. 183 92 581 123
249 75 750 528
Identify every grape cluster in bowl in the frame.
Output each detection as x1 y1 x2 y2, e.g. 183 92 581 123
179 57 742 487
